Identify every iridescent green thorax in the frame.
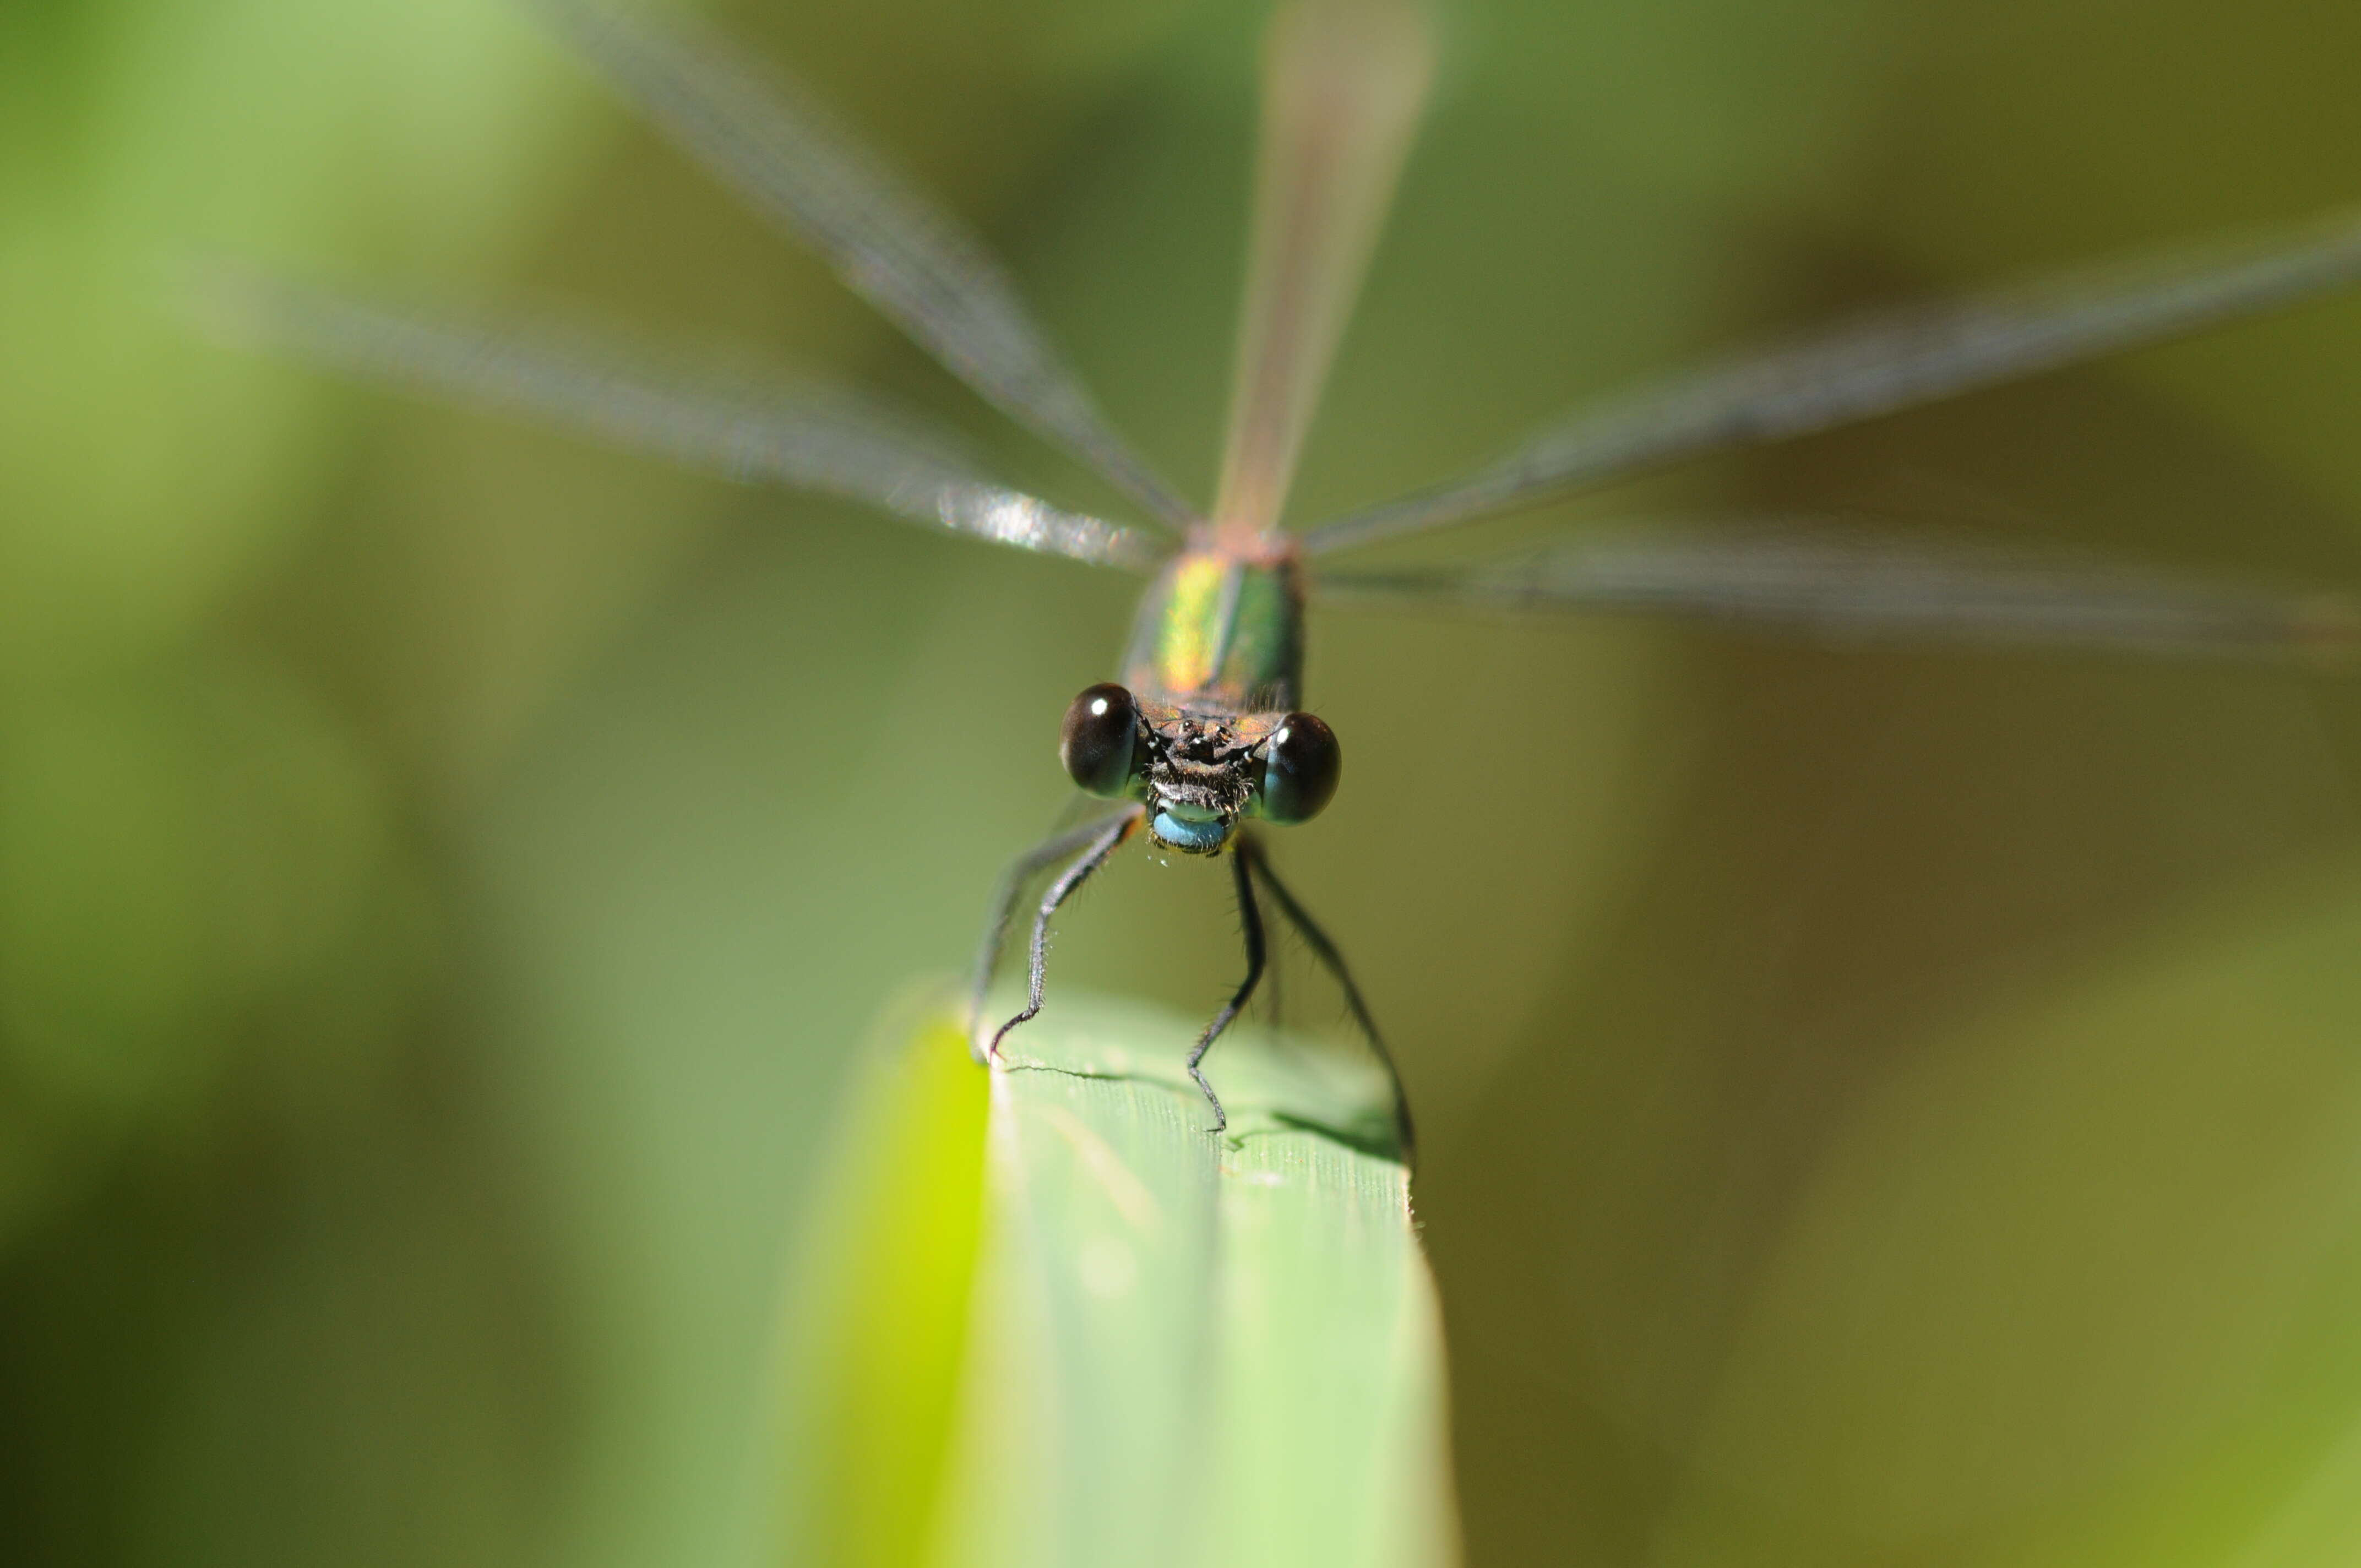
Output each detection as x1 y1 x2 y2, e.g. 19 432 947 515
1122 542 1306 712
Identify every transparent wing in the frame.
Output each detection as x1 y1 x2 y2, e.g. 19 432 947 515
1316 519 2361 664
193 266 1168 572
1211 0 1433 546
1301 207 2361 557
525 0 1196 529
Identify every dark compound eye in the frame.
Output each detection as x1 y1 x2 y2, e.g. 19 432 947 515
1060 683 1140 798
1259 711 1340 824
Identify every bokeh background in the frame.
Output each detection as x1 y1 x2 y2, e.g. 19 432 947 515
11 0 2361 1563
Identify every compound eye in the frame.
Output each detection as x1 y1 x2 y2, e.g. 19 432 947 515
1260 711 1340 824
1060 683 1139 798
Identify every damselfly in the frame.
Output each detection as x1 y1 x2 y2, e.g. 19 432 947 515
204 0 2361 1149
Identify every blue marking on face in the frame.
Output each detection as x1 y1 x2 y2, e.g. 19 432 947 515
1151 810 1231 853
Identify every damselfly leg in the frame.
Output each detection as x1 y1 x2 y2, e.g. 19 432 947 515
984 806 1145 1062
1239 834 1416 1161
968 808 1144 1062
1187 848 1271 1136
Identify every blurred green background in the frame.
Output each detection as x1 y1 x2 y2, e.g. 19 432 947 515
10 0 2361 1564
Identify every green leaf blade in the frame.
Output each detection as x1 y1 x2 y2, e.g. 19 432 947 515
777 1008 993 1568
783 993 1459 1568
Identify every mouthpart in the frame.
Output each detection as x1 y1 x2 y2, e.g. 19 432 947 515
1149 800 1233 854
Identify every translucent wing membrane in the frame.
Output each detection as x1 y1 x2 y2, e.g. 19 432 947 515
1212 0 1433 545
194 268 1168 571
1318 520 2361 663
526 0 1196 529
1302 208 2361 557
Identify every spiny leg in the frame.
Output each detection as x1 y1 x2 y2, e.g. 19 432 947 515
1187 847 1269 1136
1239 835 1416 1163
985 806 1144 1062
967 808 1143 1061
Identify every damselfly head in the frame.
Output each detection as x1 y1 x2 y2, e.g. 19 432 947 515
1138 703 1258 854
1058 684 1341 855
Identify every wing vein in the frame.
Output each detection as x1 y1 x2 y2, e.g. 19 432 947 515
193 267 1167 572
528 0 1197 529
1211 0 1433 545
1318 519 2361 663
1303 207 2361 556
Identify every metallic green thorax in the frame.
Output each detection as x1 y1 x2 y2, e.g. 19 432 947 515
1122 546 1306 712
